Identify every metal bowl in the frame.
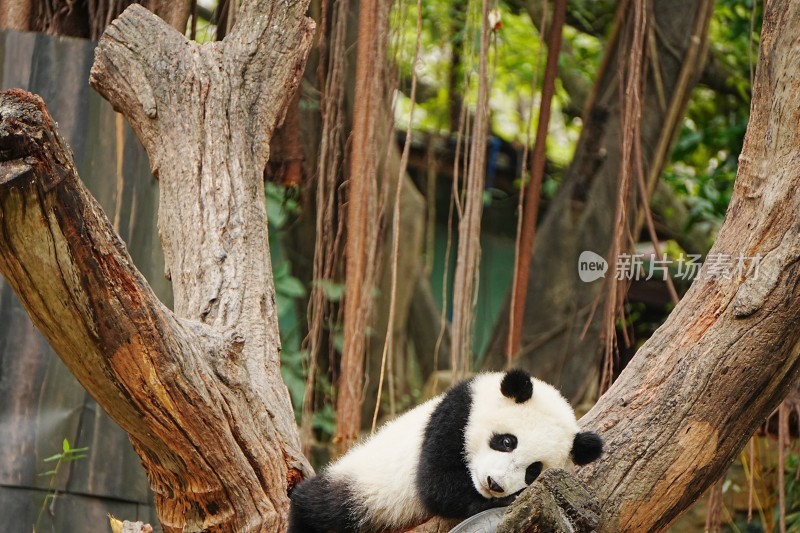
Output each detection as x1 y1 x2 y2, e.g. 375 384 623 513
448 507 508 533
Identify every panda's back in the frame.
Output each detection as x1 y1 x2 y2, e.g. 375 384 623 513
327 395 444 530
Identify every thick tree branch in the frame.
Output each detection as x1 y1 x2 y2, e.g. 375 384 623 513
90 4 314 324
497 469 599 532
573 1 800 530
0 90 181 445
0 0 315 530
89 2 315 484
0 90 279 531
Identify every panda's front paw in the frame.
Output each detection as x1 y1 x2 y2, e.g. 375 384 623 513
493 493 517 507
465 494 517 517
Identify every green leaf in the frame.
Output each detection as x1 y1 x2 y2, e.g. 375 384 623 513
278 276 306 298
273 262 290 278
314 280 345 302
64 446 89 454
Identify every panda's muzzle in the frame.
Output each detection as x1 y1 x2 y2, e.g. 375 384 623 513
486 476 504 494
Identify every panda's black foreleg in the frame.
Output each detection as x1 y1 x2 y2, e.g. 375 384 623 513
461 492 517 517
417 463 516 520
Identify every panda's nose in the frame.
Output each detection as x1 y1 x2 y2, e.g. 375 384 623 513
487 476 504 493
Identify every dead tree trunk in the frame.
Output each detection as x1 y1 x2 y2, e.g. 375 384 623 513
494 0 800 530
0 1 314 531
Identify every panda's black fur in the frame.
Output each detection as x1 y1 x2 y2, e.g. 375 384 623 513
415 378 516 519
288 476 363 533
288 370 603 533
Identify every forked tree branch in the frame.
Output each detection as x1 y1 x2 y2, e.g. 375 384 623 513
0 0 315 530
0 89 186 448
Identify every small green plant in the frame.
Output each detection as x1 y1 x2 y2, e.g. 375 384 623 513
34 438 89 532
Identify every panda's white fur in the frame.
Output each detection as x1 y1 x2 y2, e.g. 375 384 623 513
288 370 602 533
326 396 443 528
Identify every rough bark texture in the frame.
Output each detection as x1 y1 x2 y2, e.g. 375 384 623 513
0 0 315 531
0 1 32 32
497 469 599 533
569 0 800 529
484 0 712 402
0 29 168 530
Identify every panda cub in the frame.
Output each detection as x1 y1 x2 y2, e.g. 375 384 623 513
289 369 603 533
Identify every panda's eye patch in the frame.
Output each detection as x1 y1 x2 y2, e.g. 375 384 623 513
525 461 543 485
489 434 517 452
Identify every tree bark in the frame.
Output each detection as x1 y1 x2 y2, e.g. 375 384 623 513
497 469 599 533
336 0 390 450
519 1 800 530
0 0 315 531
492 2 800 530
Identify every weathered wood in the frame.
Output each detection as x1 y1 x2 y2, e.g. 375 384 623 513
0 29 164 531
0 89 231 529
497 469 599 533
0 0 315 531
567 0 800 530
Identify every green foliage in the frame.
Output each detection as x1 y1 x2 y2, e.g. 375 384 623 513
34 438 89 532
264 183 339 438
394 0 759 234
664 0 761 229
266 181 299 228
392 0 596 154
311 403 337 440
782 453 800 532
265 182 309 419
313 279 345 302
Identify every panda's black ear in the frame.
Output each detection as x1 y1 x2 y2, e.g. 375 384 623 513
571 431 604 466
500 369 533 403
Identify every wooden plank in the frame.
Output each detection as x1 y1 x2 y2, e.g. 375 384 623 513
0 486 158 532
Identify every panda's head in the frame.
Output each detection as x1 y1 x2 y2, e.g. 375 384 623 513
463 369 603 499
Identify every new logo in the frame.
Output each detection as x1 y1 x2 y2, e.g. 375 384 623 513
578 251 608 282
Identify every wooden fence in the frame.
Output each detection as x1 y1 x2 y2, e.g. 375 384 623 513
0 29 170 532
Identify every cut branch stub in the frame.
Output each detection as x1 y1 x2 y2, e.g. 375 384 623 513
497 469 599 533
